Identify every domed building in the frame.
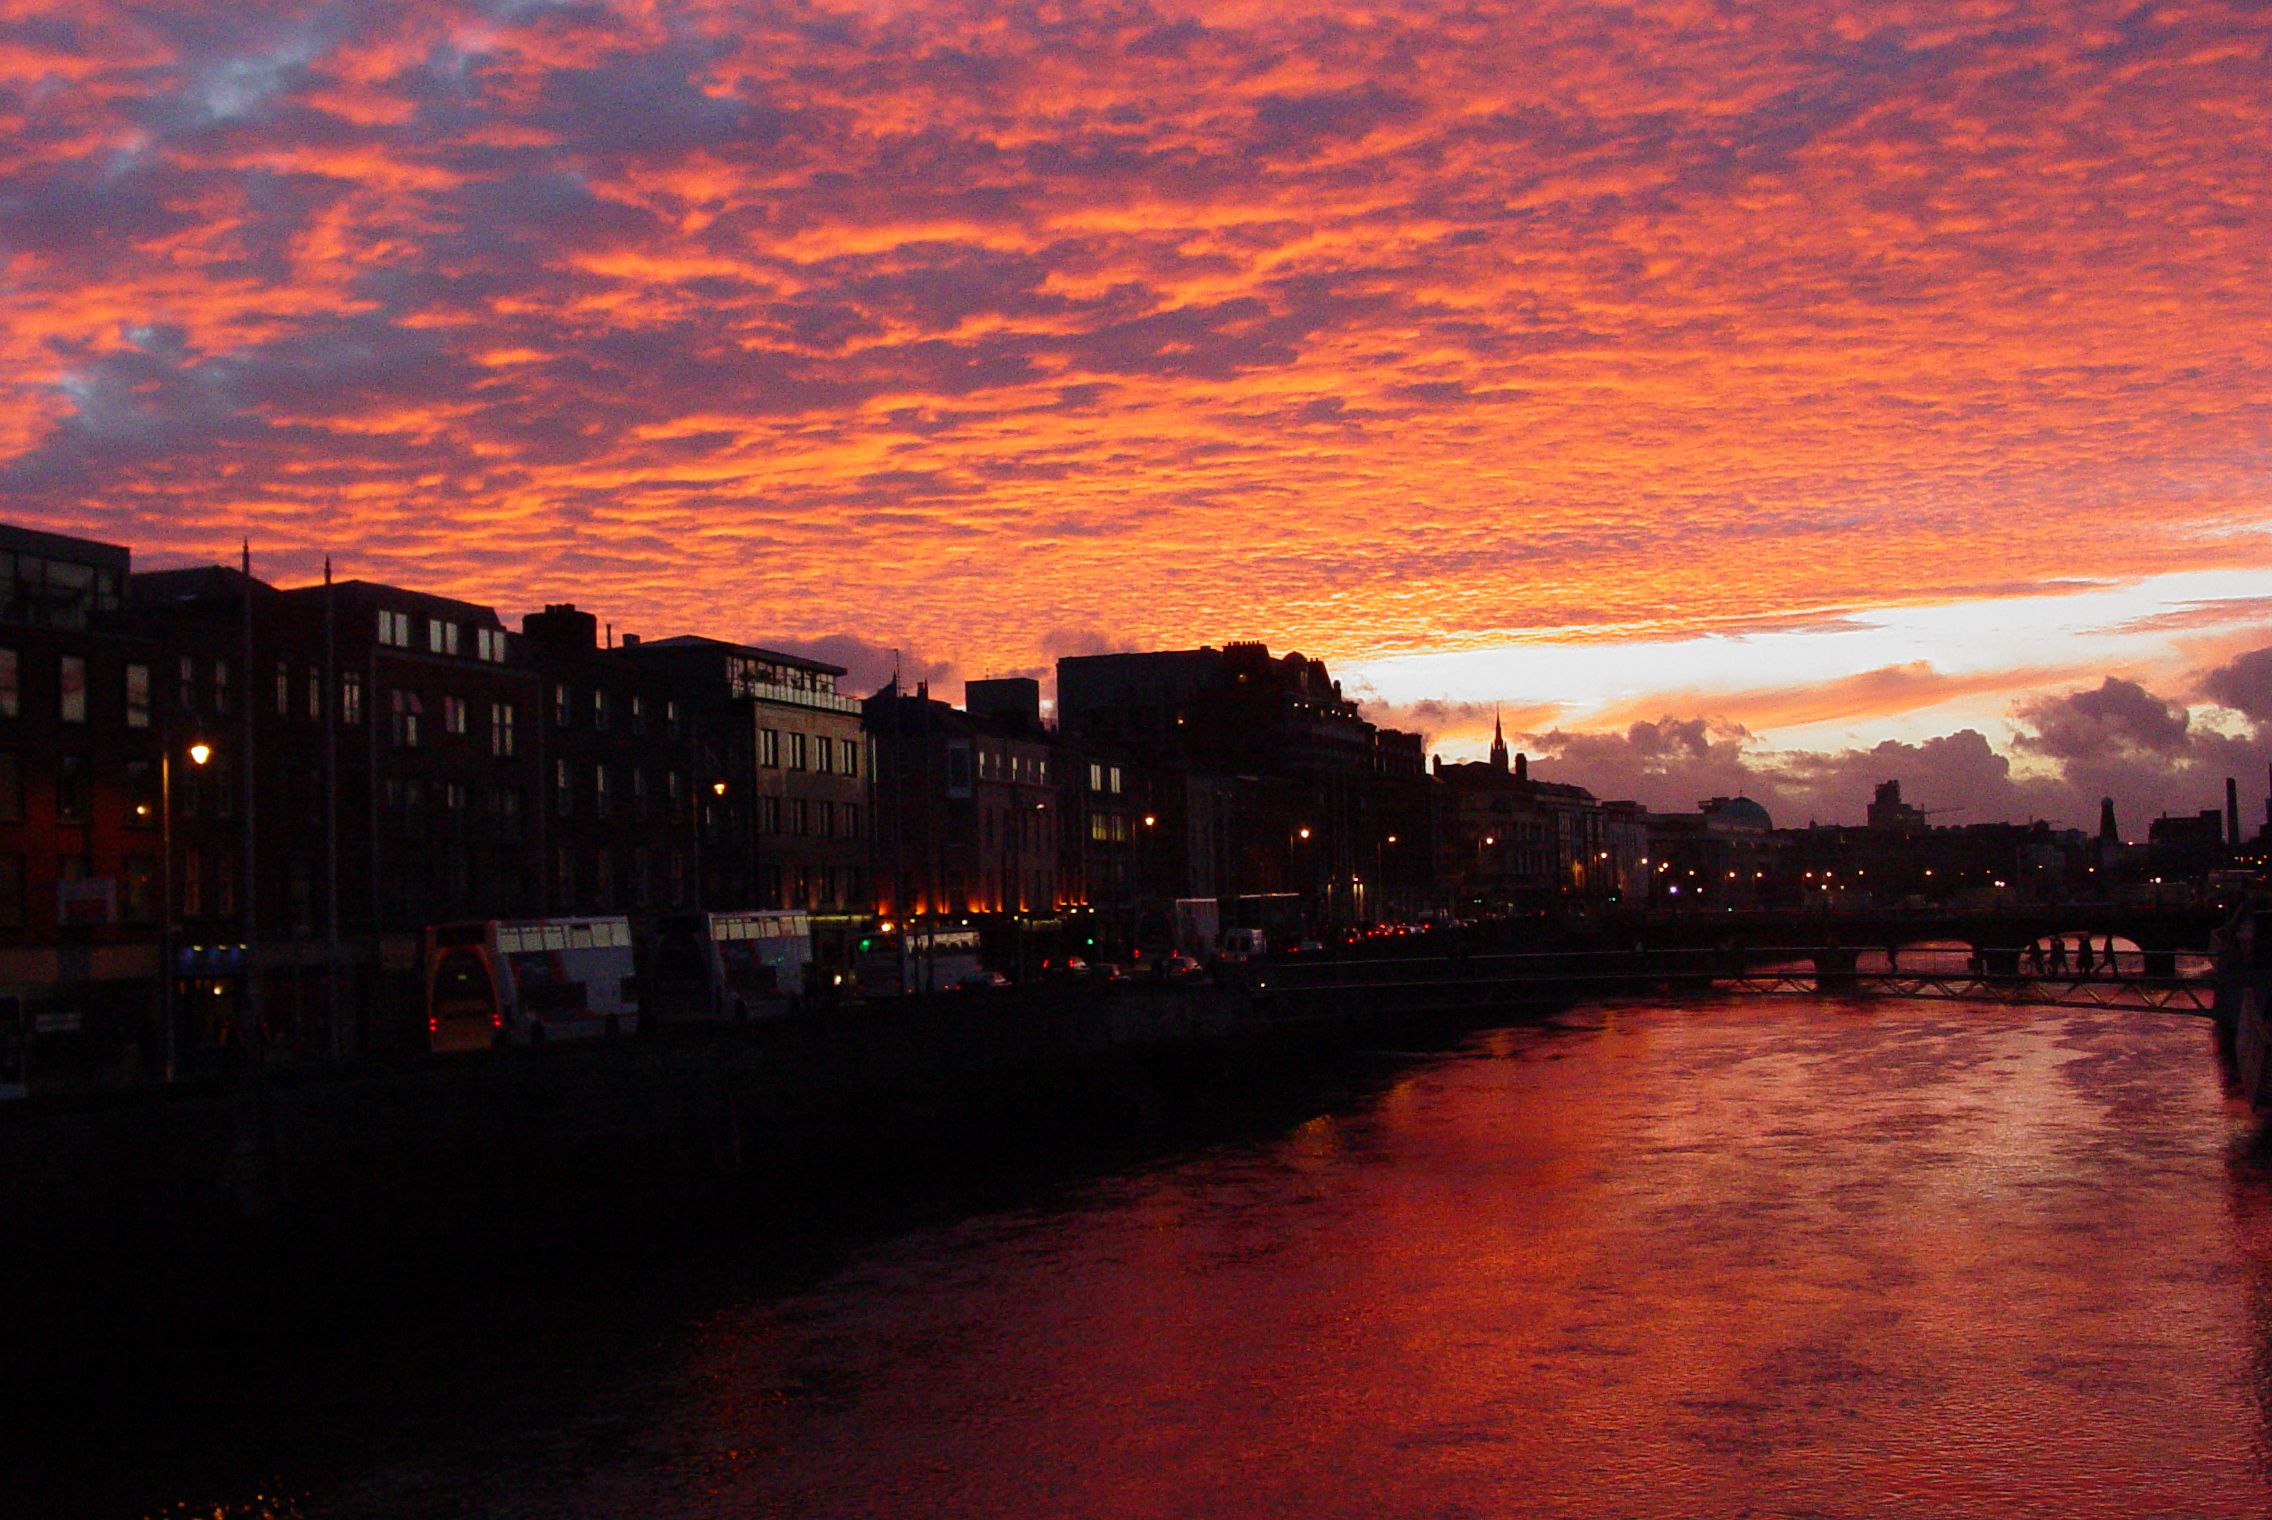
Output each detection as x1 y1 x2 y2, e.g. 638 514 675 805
1644 795 1778 908
1701 795 1773 835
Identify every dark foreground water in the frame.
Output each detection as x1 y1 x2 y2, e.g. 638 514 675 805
90 996 2272 1518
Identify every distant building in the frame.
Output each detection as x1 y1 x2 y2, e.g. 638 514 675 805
865 682 1063 919
0 525 164 1087
1866 780 1927 835
1058 642 1433 925
519 606 702 918
134 564 545 1058
625 636 871 915
1433 716 1621 909
1646 796 1775 908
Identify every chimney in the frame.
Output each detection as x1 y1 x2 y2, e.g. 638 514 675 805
622 632 640 649
2229 776 2241 847
522 603 598 654
2099 796 2119 845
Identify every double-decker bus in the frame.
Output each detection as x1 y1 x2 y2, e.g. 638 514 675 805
643 910 813 1024
424 917 641 1051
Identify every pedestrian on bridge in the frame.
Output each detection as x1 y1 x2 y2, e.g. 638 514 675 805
2077 937 2096 977
2027 939 2048 977
2102 936 2121 975
2048 936 2069 975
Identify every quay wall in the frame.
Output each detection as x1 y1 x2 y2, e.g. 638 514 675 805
0 975 1576 1347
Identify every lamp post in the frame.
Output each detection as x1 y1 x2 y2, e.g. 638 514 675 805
160 739 213 1082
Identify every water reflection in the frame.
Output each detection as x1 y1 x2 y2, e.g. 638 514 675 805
191 1000 2272 1517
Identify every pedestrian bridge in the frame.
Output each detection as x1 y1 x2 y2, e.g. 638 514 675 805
1242 937 2224 1022
1718 960 2218 1017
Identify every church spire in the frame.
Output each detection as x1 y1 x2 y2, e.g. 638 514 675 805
1489 706 1509 773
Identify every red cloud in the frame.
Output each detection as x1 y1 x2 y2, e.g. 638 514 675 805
0 0 2266 696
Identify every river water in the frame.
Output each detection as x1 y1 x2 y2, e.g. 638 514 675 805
126 994 2272 1518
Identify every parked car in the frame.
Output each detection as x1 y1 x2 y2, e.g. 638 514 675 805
1088 962 1126 983
1152 952 1205 982
1043 956 1090 978
955 970 1012 991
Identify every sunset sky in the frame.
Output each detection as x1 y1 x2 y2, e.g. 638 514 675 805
4 0 2268 830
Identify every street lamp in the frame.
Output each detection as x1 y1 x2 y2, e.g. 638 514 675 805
161 738 213 1082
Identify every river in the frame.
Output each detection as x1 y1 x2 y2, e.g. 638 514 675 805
97 993 2272 1518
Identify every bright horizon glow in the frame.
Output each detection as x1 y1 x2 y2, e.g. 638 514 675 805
1348 568 2272 756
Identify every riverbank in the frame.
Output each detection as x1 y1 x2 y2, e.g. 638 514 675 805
1 976 1582 1369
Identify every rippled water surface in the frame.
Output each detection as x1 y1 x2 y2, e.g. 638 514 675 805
209 999 2272 1517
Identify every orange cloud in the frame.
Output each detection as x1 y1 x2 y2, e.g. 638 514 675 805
1586 661 2092 734
0 0 2263 713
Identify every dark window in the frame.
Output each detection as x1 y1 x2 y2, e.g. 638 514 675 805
0 649 17 718
122 856 157 924
0 752 17 823
0 855 20 927
390 689 422 748
341 671 363 726
126 663 152 729
56 754 90 822
126 760 157 827
59 655 87 724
